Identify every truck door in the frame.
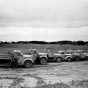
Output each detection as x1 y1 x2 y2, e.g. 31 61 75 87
14 52 23 64
79 51 84 58
61 52 65 59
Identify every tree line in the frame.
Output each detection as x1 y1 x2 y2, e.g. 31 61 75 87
0 40 88 45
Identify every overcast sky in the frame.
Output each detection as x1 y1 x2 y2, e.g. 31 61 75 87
0 0 88 41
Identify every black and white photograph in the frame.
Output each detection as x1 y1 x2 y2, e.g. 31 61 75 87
0 0 88 88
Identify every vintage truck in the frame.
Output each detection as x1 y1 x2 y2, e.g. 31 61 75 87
44 48 73 62
0 50 35 68
0 49 48 68
27 49 48 65
74 50 88 61
12 49 48 67
66 50 88 61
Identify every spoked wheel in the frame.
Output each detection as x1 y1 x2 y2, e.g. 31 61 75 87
40 57 47 65
56 57 62 63
67 57 72 62
24 60 33 68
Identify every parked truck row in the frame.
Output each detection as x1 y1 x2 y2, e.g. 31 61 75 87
0 48 88 68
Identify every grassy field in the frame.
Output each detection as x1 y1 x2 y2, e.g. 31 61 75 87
0 44 88 53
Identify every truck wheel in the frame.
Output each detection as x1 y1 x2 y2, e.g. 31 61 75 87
84 56 88 61
56 57 62 63
40 57 47 65
67 57 72 62
75 56 80 62
24 60 33 68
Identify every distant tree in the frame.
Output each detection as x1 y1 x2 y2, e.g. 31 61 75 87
77 40 85 45
84 41 88 45
58 40 72 45
4 41 8 44
0 40 87 45
11 41 16 44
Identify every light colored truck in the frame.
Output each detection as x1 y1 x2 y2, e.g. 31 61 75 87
0 50 35 68
12 49 48 67
58 51 74 62
66 50 79 61
74 50 88 61
66 50 88 61
27 49 48 65
44 48 73 62
12 50 35 68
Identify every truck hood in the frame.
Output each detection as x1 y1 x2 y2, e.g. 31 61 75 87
39 53 47 55
73 53 80 55
83 53 88 55
54 53 71 56
39 53 47 56
65 54 71 56
54 53 60 56
23 55 33 58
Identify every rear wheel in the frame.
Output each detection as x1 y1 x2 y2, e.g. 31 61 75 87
84 56 88 61
56 57 62 63
24 60 33 68
75 56 80 62
67 57 72 62
40 57 47 65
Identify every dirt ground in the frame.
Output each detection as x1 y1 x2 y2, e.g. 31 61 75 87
0 61 88 88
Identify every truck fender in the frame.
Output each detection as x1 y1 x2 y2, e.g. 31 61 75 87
84 56 88 60
54 56 62 60
22 58 34 65
84 54 88 57
39 56 48 60
65 56 72 60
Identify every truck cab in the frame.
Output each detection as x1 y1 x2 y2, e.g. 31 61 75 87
75 50 88 61
27 49 48 65
12 50 34 68
44 48 63 62
58 51 73 62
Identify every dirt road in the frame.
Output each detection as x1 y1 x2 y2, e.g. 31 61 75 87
0 61 88 88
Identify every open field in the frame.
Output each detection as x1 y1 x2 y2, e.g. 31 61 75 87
0 62 88 88
0 44 88 88
0 44 88 53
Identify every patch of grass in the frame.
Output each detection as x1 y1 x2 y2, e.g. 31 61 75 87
83 62 88 65
35 82 70 88
0 44 88 53
35 80 88 88
70 80 88 88
9 76 24 88
0 77 15 80
57 74 69 76
36 79 46 87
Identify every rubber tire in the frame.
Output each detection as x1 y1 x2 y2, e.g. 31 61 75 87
84 56 88 61
24 60 33 68
67 57 72 62
75 56 80 62
56 57 62 63
40 57 47 65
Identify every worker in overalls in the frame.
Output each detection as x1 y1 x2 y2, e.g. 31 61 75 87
8 51 16 67
11 50 19 68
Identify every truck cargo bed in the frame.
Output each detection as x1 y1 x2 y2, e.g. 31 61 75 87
0 54 12 64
